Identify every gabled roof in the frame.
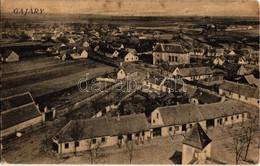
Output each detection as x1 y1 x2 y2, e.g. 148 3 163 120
1 92 34 112
178 66 213 77
55 113 149 143
219 80 259 98
118 51 129 59
2 50 19 59
1 104 42 130
119 65 138 75
1 92 42 130
146 74 165 85
109 114 149 136
156 100 256 127
154 43 187 54
191 89 222 104
183 123 212 150
244 74 258 86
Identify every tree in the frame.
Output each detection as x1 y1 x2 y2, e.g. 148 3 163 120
230 129 248 164
82 127 106 164
242 117 258 161
125 139 134 164
70 121 83 156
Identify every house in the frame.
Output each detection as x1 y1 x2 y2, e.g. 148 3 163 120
111 43 124 50
189 88 224 104
152 43 190 65
142 74 166 92
142 75 184 93
189 48 205 59
182 123 212 164
82 41 90 48
1 92 45 137
219 80 259 107
70 50 88 60
118 51 138 62
171 66 213 81
52 114 150 155
213 56 226 66
238 56 248 65
238 74 259 87
117 66 138 80
222 63 241 77
150 100 254 138
98 45 119 58
227 50 237 56
1 50 19 62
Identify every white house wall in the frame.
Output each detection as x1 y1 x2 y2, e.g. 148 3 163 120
2 116 43 137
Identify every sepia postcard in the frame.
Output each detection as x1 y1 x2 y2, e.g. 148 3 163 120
0 0 259 164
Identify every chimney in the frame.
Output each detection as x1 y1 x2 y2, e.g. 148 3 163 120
117 112 120 121
120 62 123 67
147 72 150 78
36 104 39 111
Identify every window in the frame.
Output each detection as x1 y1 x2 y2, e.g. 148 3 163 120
153 120 155 123
157 54 160 57
131 58 133 60
238 94 241 98
217 119 219 123
92 139 96 144
175 126 179 131
229 91 232 95
157 113 159 119
136 132 140 137
189 124 192 128
245 97 248 100
65 143 69 149
101 137 106 142
258 100 259 104
242 114 245 118
169 127 172 131
237 115 239 119
175 56 178 62
168 56 171 62
231 116 234 120
225 117 228 121
75 141 79 147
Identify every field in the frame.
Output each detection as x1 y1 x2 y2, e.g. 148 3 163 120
1 56 115 100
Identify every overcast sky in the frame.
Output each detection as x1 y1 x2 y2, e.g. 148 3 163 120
2 0 259 16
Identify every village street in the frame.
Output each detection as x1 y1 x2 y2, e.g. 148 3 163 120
2 121 259 164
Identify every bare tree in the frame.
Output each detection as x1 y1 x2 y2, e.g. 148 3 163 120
82 127 106 164
242 117 258 161
230 129 247 164
125 139 134 164
70 121 83 156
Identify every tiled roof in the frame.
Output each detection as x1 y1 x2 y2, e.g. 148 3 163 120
219 80 259 98
1 104 42 130
1 92 34 112
183 123 212 150
55 113 149 143
154 43 187 54
157 100 256 126
1 92 42 130
178 66 213 77
192 89 222 104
